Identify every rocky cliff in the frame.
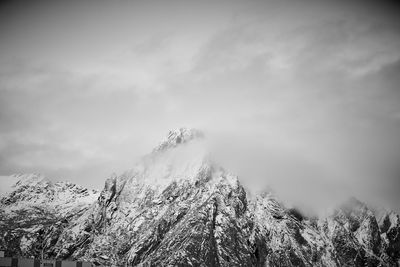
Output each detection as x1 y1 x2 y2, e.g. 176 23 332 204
1 128 399 266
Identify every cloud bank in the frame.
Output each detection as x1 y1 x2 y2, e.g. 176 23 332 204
0 0 399 212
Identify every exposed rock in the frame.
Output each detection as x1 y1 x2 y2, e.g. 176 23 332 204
1 128 399 266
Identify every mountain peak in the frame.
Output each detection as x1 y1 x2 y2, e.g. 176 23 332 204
13 173 47 187
2 129 400 266
0 173 50 197
154 127 204 152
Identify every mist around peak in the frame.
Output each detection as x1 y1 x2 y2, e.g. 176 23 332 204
153 127 205 152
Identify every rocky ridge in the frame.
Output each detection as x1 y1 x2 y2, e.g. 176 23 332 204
0 173 98 257
0 128 399 266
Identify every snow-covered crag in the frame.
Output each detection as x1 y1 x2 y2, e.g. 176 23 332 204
0 174 99 257
1 128 399 266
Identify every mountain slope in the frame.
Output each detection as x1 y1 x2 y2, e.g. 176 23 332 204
0 173 99 257
1 128 399 266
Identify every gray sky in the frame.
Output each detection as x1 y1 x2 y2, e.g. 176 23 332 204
0 0 399 212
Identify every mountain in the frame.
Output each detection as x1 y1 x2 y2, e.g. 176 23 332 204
0 128 399 266
0 173 99 257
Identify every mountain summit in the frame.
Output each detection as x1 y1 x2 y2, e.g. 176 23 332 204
154 127 205 152
0 129 399 266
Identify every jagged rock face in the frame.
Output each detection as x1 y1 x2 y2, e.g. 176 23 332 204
154 128 204 152
1 128 400 266
319 200 382 266
0 174 99 258
379 211 400 263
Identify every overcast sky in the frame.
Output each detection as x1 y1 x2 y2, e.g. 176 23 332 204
0 0 399 212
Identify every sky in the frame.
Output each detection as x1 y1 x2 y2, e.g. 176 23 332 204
0 0 399 212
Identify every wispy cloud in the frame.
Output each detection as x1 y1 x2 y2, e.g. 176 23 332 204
0 0 399 211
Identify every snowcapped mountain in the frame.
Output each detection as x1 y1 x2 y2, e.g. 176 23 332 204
0 173 99 257
1 128 399 266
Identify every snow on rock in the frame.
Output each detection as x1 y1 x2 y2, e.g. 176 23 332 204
0 173 99 257
1 128 399 266
154 127 204 152
0 173 45 196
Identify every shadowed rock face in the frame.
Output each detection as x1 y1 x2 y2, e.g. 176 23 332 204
1 128 399 266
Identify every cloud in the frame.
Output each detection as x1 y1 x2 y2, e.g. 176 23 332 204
0 61 174 186
0 0 399 212
192 7 400 81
